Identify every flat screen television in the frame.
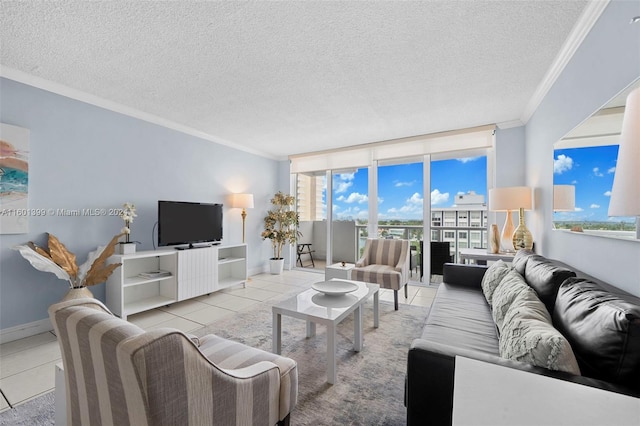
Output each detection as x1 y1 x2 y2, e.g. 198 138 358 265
158 201 223 248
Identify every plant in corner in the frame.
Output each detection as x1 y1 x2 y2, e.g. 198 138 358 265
13 233 124 300
261 191 300 274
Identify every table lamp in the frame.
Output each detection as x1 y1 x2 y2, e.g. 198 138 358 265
553 185 576 212
553 184 576 230
489 186 533 251
608 86 640 239
230 193 254 243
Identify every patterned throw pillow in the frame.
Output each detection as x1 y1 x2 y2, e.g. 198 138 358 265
481 260 512 307
500 301 581 375
491 269 537 333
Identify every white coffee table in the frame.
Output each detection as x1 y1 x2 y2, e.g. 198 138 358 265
272 279 379 384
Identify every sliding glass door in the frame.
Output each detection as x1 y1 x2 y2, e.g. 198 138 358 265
292 150 490 277
331 168 368 264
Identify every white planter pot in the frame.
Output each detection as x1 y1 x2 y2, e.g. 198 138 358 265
118 243 136 255
269 258 284 275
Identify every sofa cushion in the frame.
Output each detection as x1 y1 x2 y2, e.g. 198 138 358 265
500 298 581 375
492 269 537 333
523 255 576 313
553 278 640 391
512 249 535 275
480 260 511 306
351 264 403 291
421 282 499 356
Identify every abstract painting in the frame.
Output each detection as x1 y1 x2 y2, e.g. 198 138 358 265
0 123 30 234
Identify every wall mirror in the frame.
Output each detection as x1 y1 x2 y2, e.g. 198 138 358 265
552 77 639 241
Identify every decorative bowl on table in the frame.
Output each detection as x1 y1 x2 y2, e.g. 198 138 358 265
311 280 358 296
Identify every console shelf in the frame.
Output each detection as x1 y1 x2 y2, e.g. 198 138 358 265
106 244 247 320
123 275 173 288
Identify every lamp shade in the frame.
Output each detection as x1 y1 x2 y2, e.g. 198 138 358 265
489 186 533 211
609 87 640 217
553 185 575 212
230 193 254 209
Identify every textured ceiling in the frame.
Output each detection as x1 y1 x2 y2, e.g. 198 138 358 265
1 1 589 159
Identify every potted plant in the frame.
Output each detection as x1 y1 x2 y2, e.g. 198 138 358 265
13 233 123 300
118 202 137 254
261 191 300 274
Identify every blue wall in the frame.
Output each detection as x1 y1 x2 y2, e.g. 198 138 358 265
526 0 640 296
0 78 279 330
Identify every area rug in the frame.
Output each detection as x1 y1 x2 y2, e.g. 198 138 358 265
0 391 54 426
0 299 428 426
195 299 429 425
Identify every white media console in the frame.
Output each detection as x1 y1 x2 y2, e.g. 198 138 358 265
105 244 247 320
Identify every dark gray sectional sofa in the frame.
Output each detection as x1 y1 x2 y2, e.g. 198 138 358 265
405 250 640 425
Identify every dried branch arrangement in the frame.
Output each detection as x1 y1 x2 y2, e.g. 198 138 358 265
13 233 123 288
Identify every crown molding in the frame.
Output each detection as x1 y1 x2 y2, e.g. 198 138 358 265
520 0 610 124
496 119 525 130
0 67 277 160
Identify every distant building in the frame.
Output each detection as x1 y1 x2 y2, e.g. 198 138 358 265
432 191 488 258
454 191 485 206
296 174 324 221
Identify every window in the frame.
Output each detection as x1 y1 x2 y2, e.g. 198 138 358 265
378 161 424 241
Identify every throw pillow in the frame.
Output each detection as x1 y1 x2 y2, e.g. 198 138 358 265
481 260 512 307
553 278 640 390
503 287 552 325
523 255 576 313
512 249 535 275
491 269 536 333
500 311 581 375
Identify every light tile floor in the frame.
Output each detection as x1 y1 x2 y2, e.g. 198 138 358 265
0 268 437 412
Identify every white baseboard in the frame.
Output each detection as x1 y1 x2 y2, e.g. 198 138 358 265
0 318 53 344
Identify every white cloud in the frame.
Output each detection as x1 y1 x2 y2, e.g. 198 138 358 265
431 189 449 205
554 155 573 174
590 204 600 209
337 192 368 204
394 180 416 187
333 205 366 220
334 180 353 194
575 207 584 212
408 192 423 205
338 173 355 181
604 191 612 197
333 173 355 193
385 193 424 217
571 180 578 184
607 167 616 174
593 167 604 177
457 157 481 163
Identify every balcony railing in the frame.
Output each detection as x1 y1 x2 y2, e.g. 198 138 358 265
354 224 487 264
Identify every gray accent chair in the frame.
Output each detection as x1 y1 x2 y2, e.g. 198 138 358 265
49 298 298 426
352 238 410 310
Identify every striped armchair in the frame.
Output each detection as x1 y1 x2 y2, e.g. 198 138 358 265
49 298 297 426
352 238 410 310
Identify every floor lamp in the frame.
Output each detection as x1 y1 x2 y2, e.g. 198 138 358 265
609 86 640 239
230 193 254 243
489 186 533 252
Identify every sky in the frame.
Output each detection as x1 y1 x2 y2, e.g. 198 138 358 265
331 157 488 221
553 145 632 222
